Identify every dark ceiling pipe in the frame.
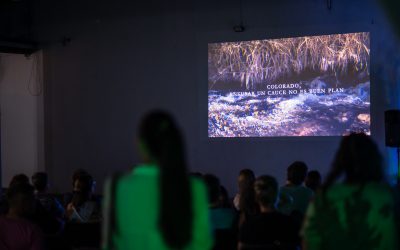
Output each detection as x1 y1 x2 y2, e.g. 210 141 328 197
0 39 37 55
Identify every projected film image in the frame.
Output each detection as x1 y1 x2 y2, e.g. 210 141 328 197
208 32 370 137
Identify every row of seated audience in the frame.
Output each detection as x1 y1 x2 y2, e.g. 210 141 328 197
0 169 102 249
0 110 399 250
200 162 318 250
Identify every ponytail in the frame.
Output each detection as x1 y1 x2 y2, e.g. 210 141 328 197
139 111 193 248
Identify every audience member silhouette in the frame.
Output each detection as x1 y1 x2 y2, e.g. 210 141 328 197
9 173 30 187
305 170 322 192
32 172 64 218
302 133 399 250
63 169 91 206
279 161 314 217
0 183 43 250
234 169 259 227
102 110 212 250
219 185 232 209
0 175 26 214
65 173 99 223
203 174 236 231
4 174 63 235
239 175 299 250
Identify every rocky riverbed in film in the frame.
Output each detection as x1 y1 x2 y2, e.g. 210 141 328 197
208 82 370 137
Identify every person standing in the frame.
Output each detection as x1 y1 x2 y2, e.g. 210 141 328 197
102 111 212 250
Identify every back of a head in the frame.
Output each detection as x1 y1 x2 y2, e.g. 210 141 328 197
238 169 255 192
254 175 279 208
9 174 30 188
139 110 192 248
219 185 231 208
238 169 257 213
239 169 255 183
203 174 221 206
305 170 322 191
287 161 308 186
74 174 94 194
325 133 384 188
72 169 89 186
32 172 48 192
6 183 35 216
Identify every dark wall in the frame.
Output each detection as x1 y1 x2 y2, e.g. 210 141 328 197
33 0 400 194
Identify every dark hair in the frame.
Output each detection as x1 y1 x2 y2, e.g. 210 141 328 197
203 174 221 205
9 174 30 187
305 170 322 191
72 169 89 185
139 110 192 248
74 174 94 193
6 183 35 206
287 161 308 185
324 133 384 189
238 169 257 215
219 185 231 208
254 175 279 207
72 174 94 207
239 169 255 183
32 172 48 192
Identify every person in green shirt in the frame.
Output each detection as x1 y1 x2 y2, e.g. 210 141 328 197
302 133 399 250
102 111 213 250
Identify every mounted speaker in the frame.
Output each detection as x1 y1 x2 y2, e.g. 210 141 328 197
385 110 400 147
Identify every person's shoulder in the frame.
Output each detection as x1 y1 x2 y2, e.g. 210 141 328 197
363 182 395 201
108 168 145 186
190 176 207 193
327 182 391 194
260 211 292 220
364 182 393 191
280 185 290 191
300 186 314 195
320 182 393 203
5 217 42 231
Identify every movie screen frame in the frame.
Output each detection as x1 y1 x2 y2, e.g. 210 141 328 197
208 32 370 138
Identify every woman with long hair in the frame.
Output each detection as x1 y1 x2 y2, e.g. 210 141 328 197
102 111 212 250
302 133 398 250
234 169 259 227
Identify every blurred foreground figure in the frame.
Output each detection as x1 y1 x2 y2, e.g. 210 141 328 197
302 133 398 250
0 184 43 250
102 110 212 250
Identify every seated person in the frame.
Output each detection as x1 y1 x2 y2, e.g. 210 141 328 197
63 169 90 206
65 173 100 223
219 185 233 209
279 161 314 217
9 173 30 186
305 170 322 192
4 174 63 234
203 174 236 231
0 183 43 250
234 169 259 227
0 174 30 216
239 175 299 250
32 172 65 218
